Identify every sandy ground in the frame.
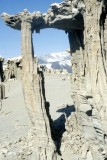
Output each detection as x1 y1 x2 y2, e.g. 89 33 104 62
0 80 32 159
0 80 32 144
0 73 73 159
45 73 73 120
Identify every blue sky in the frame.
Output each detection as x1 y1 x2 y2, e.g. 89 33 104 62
0 0 69 58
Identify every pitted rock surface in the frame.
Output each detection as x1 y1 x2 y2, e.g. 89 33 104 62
1 0 107 159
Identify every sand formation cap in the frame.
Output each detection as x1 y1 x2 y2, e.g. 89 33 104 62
1 0 85 32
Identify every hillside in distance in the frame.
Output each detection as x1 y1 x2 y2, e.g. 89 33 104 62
38 52 72 73
3 52 72 73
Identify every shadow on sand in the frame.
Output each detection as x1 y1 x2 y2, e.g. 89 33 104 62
53 104 75 155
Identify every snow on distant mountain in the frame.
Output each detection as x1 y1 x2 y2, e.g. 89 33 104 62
3 52 72 73
38 52 72 73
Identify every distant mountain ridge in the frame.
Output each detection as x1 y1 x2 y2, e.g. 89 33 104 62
3 52 72 73
38 52 72 73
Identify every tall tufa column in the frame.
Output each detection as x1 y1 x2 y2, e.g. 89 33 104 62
21 19 59 160
0 58 5 100
21 19 35 74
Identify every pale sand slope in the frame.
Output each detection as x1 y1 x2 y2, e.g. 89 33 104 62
45 74 74 160
44 73 73 121
0 80 32 144
0 74 73 159
0 80 32 159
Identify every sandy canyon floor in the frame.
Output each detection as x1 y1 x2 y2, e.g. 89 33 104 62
0 73 73 160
